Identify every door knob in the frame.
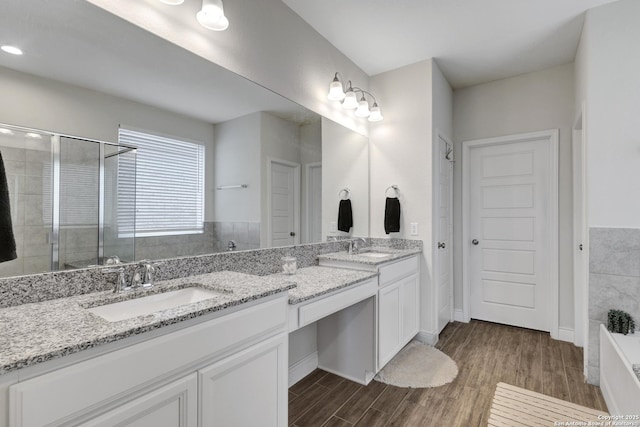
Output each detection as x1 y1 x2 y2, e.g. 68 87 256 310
438 242 446 249
471 239 479 245
290 232 296 237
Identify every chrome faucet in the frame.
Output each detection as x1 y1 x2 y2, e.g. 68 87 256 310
227 240 237 251
349 237 368 255
102 266 130 293
131 260 162 289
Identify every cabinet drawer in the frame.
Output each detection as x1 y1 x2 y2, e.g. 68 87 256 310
379 256 418 288
298 279 377 328
9 295 288 427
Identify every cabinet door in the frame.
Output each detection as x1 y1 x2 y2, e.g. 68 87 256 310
83 374 197 427
378 281 402 368
400 274 420 345
199 333 288 427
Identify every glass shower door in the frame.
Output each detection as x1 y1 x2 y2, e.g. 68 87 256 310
56 136 101 269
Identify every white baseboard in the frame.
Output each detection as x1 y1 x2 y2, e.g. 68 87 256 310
557 327 575 343
414 330 438 346
288 351 318 387
454 309 467 322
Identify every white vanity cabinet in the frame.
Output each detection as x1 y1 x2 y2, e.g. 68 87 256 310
377 256 420 370
82 374 198 427
8 294 289 427
199 334 287 427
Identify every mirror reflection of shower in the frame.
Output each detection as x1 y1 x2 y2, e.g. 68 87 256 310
0 123 136 277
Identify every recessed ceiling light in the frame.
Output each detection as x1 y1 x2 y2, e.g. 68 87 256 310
1 45 23 55
26 132 42 139
0 128 14 135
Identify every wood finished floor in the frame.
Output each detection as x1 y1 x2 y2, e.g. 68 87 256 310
288 320 608 427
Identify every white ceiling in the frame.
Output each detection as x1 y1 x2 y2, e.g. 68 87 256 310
282 0 618 88
0 0 315 125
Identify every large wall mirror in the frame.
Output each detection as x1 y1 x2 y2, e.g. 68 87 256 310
0 0 369 278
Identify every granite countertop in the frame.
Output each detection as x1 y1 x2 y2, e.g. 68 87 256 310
0 271 295 376
280 266 378 304
317 247 421 266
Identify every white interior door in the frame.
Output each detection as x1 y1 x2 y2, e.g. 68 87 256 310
306 163 322 243
466 132 557 332
269 160 299 247
435 134 453 332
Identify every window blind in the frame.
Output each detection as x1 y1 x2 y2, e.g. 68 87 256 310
118 128 205 238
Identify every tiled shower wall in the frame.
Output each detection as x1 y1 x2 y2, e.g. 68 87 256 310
0 145 51 277
588 227 640 384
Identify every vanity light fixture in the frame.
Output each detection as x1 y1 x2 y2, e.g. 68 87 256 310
0 128 14 135
197 0 230 31
159 0 185 4
1 45 23 55
25 132 42 139
327 72 383 122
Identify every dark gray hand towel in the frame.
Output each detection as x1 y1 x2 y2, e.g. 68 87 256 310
0 151 17 262
384 197 401 234
337 199 353 232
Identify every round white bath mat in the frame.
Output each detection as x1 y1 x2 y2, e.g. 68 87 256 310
374 341 458 388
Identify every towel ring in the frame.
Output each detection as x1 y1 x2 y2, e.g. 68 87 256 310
385 185 399 198
339 188 350 200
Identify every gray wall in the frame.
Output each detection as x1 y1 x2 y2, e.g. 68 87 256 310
587 227 640 384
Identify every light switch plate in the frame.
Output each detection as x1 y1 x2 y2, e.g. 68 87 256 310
330 221 337 232
410 222 418 236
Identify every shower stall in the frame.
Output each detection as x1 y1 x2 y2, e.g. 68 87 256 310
0 123 136 277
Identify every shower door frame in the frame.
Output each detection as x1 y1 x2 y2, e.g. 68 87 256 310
0 122 135 271
51 133 136 269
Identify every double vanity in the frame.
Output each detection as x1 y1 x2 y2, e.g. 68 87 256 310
0 243 421 427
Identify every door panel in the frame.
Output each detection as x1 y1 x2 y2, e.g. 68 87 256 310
270 162 297 247
469 137 551 331
435 135 453 332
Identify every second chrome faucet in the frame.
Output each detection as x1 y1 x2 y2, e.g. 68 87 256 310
103 260 163 293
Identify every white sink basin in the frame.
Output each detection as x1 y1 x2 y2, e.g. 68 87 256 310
87 287 225 322
358 251 393 259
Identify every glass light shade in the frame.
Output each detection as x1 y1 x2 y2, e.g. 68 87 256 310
342 91 358 109
197 0 229 31
328 80 346 101
355 99 370 117
25 133 42 139
1 45 23 55
0 128 14 135
160 0 185 4
368 104 383 122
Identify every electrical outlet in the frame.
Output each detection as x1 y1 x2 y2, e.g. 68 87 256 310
330 221 337 232
410 222 418 236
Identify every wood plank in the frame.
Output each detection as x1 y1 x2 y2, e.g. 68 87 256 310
353 408 389 427
293 381 362 427
321 416 352 427
335 380 387 424
317 372 346 390
370 385 411 415
515 328 543 393
290 369 328 395
541 334 571 401
289 383 331 426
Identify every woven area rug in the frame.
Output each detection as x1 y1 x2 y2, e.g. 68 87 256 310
489 382 609 426
374 341 458 388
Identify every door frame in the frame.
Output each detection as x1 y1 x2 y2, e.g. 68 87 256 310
266 157 301 247
461 129 559 338
433 129 454 332
305 162 322 244
573 103 588 353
